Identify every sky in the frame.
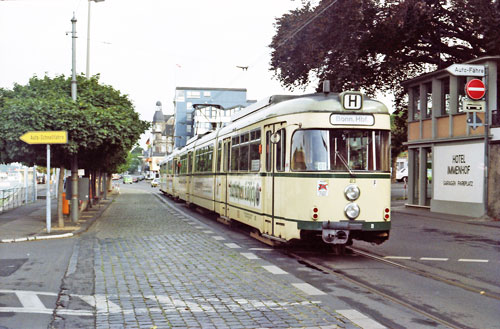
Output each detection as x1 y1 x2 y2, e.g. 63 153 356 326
0 0 391 149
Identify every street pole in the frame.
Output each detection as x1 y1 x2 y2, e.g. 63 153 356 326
46 145 51 233
483 65 489 216
71 14 79 224
86 0 104 78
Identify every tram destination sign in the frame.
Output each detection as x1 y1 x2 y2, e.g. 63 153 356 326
20 131 68 144
330 114 374 126
446 64 485 77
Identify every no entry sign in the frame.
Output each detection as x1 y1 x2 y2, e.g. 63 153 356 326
465 79 486 100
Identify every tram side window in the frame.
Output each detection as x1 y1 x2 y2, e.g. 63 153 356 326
174 159 179 175
179 155 188 174
276 129 286 172
249 129 261 172
188 152 192 173
231 136 239 171
239 133 250 171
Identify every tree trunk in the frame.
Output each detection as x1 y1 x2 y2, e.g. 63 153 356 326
57 166 64 228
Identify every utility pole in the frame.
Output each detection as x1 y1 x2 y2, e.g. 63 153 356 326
70 14 79 224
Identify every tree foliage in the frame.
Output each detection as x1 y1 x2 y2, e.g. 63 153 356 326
0 74 149 173
270 0 500 156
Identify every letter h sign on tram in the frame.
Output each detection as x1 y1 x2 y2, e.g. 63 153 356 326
341 91 363 110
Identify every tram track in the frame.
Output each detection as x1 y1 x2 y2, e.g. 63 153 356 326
349 246 500 302
287 250 470 329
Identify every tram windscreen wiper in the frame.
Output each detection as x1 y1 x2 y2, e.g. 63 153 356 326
335 150 355 177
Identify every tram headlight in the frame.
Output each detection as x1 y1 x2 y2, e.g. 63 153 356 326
344 203 360 219
344 184 360 201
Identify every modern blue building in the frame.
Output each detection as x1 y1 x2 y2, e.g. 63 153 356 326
173 87 252 148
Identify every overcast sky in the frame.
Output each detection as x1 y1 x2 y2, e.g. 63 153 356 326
1 0 394 150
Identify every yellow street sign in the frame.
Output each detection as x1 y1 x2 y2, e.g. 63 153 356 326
19 131 68 144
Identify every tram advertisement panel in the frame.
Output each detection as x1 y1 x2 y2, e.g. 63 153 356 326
433 142 484 203
228 177 262 209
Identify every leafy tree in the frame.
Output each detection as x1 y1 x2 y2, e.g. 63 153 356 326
0 74 149 172
270 0 500 165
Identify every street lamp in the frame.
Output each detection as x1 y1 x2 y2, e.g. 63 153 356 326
86 0 105 78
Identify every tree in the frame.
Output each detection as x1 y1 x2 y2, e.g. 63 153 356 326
0 74 149 225
0 74 149 171
270 0 500 161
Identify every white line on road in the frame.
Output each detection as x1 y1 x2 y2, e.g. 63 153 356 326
420 257 449 261
383 256 412 260
212 236 225 241
458 258 489 263
240 252 260 260
262 265 288 275
291 283 327 296
15 291 46 310
337 309 387 329
224 242 241 249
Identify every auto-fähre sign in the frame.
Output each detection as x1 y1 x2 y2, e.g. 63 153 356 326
20 131 68 144
446 64 485 77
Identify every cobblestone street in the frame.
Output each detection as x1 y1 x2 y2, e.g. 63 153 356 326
85 188 359 329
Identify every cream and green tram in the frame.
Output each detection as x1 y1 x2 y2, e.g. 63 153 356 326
166 90 391 248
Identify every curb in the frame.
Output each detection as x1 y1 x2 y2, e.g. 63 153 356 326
0 194 116 244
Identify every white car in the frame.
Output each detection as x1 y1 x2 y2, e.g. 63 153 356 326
150 178 160 187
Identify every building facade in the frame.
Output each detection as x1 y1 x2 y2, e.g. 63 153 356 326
145 101 174 175
173 87 251 148
403 56 500 218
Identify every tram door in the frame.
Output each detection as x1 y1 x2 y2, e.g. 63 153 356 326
263 123 286 237
219 138 231 218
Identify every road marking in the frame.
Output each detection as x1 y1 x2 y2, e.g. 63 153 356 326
420 257 449 261
212 236 225 241
241 252 260 260
15 291 46 310
383 256 412 260
202 230 214 234
249 247 272 251
224 242 241 249
291 283 326 296
336 309 386 329
458 258 489 263
262 265 288 275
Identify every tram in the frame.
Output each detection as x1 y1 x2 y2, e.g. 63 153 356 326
160 86 391 249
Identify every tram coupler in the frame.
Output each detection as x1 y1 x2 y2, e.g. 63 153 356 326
321 221 352 244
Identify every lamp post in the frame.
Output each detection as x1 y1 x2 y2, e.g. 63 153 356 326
86 0 105 78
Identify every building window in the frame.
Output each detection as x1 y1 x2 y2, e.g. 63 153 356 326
186 102 192 109
187 91 201 99
411 86 420 121
458 76 467 113
440 77 450 115
204 91 211 97
425 82 432 118
186 125 192 133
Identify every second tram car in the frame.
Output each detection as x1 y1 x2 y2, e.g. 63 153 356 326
160 88 391 249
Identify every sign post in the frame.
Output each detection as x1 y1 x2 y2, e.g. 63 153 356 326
20 131 68 233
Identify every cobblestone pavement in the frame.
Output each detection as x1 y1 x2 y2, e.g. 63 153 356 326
75 188 371 329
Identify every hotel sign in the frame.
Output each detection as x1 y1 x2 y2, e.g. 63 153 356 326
433 143 484 203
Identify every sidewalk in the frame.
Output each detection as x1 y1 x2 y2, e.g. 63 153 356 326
391 199 500 229
0 192 116 243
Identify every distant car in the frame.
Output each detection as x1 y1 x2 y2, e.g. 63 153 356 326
123 175 132 184
151 178 160 187
132 176 139 183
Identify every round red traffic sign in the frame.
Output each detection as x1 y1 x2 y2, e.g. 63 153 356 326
465 79 486 100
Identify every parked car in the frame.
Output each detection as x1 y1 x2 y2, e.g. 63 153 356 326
123 175 132 184
151 178 160 187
